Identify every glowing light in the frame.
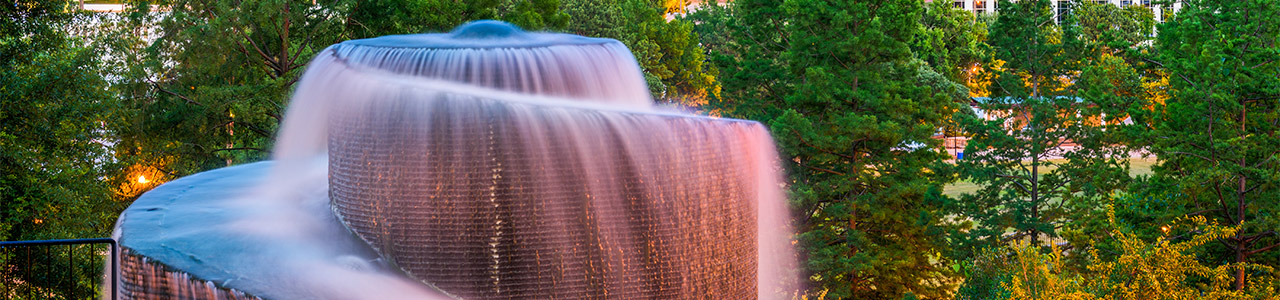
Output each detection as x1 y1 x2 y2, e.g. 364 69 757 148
1161 225 1170 233
138 175 149 184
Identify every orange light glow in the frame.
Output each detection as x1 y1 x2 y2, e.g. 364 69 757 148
137 175 149 184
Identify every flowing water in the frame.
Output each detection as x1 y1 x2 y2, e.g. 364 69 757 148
118 20 795 299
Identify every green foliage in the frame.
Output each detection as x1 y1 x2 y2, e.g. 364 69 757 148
345 0 481 39
109 0 352 176
347 0 564 39
565 0 716 105
688 0 790 121
503 0 568 30
914 0 988 91
611 0 716 105
1139 0 1280 290
9 0 1280 298
986 0 1079 98
1 0 123 297
953 0 1139 261
697 0 967 298
561 0 626 39
1071 0 1155 56
762 0 963 298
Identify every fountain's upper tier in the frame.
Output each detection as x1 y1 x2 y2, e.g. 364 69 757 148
343 20 614 49
323 20 653 108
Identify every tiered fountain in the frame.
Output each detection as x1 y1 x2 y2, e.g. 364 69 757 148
112 21 794 299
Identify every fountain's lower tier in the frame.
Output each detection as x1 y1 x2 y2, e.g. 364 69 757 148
113 161 450 300
329 93 772 299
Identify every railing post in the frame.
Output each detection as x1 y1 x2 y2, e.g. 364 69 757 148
111 239 118 300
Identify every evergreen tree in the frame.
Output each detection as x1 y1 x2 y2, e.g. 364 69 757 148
1142 0 1280 290
561 0 625 39
771 0 961 298
690 0 791 120
952 0 1131 256
621 0 717 105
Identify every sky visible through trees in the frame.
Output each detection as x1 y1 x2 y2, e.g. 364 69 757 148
3 0 1279 299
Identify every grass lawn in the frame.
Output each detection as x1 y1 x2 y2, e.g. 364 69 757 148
942 156 1157 198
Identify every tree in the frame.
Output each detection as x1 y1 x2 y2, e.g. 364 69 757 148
560 0 625 39
768 0 962 298
110 0 352 177
1141 0 1280 290
346 0 564 40
624 0 717 105
503 0 568 30
951 0 1135 257
561 0 716 106
689 0 791 120
2 0 124 296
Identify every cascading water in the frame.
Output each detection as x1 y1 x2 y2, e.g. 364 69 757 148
273 20 651 161
113 20 795 299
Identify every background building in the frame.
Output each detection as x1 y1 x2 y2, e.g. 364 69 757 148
938 0 1181 23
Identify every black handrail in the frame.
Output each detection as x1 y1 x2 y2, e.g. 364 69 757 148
0 238 117 300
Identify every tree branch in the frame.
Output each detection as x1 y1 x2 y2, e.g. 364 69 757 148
147 79 203 107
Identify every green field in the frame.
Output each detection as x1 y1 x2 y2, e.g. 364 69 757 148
942 156 1157 198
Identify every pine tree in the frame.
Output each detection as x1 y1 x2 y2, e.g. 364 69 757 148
771 0 961 298
1143 0 1280 290
952 0 1131 256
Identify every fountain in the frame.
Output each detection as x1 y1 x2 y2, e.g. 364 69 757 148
112 21 795 299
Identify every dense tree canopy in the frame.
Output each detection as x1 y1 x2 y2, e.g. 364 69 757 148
1 0 123 297
7 0 1280 298
1 0 119 246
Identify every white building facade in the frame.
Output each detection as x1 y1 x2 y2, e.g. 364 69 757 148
945 0 1181 23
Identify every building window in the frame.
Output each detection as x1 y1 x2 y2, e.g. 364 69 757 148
955 0 965 9
1121 0 1132 6
974 0 986 14
1057 0 1071 23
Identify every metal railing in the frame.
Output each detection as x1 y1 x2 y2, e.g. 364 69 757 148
0 238 117 300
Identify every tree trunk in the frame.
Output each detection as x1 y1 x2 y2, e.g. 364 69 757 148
1031 155 1040 245
1235 106 1248 290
